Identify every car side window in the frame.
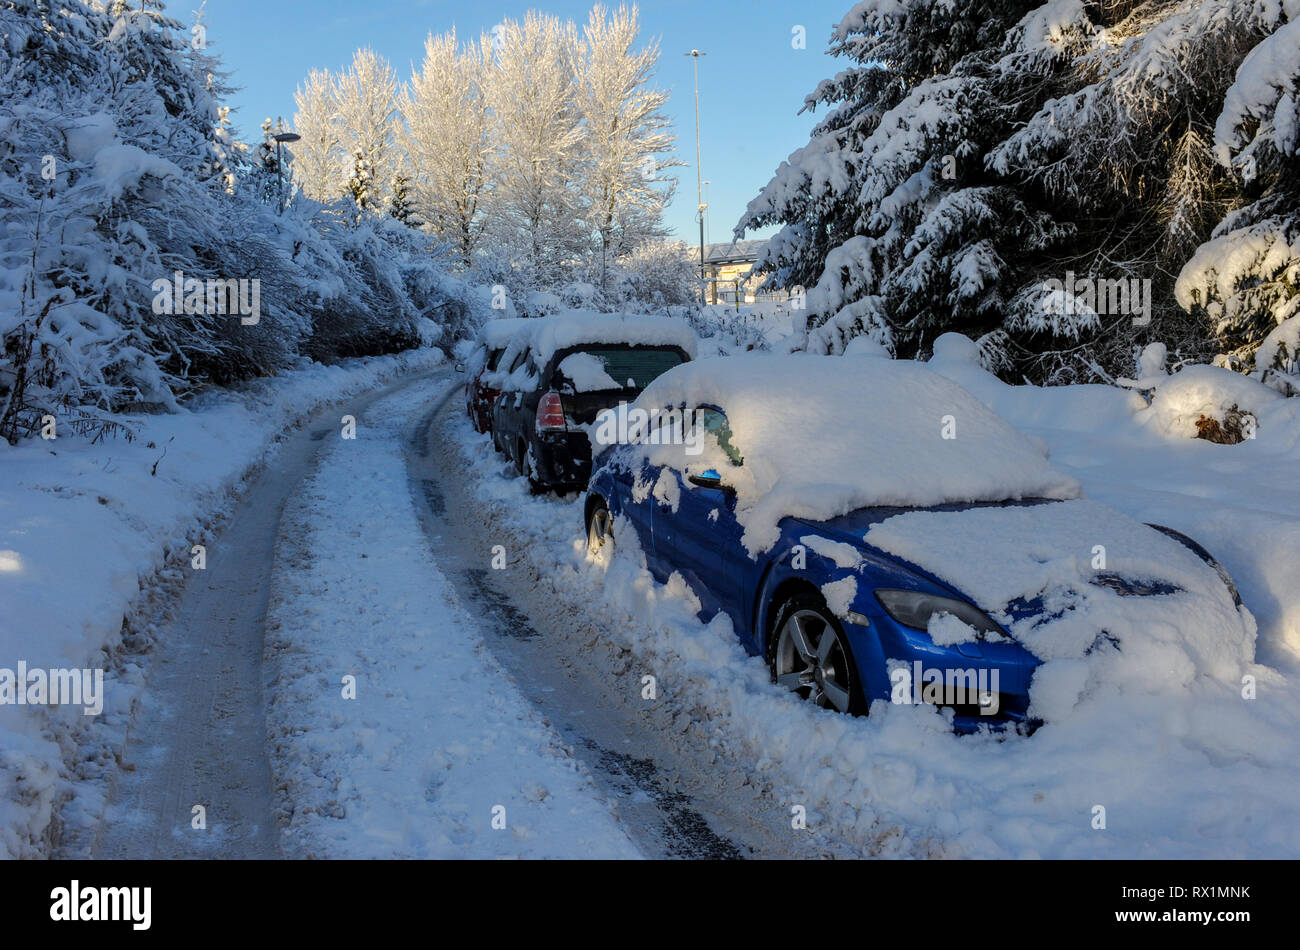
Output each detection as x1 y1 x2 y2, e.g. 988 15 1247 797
498 347 531 393
696 407 742 466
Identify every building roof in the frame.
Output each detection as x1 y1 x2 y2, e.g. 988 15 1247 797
702 239 767 266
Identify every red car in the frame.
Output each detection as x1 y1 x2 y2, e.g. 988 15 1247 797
462 319 530 434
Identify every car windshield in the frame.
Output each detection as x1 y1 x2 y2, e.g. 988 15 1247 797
560 346 686 391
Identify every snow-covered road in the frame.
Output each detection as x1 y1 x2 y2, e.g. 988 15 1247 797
82 369 802 858
87 374 441 858
404 387 810 858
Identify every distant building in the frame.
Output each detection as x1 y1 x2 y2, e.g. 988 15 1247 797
697 240 786 306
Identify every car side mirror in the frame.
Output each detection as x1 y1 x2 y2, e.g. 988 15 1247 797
688 469 734 493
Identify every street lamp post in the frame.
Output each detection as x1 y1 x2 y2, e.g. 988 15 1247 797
685 50 707 299
703 180 711 245
272 128 301 214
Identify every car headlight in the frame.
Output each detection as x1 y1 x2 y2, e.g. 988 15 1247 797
874 589 1002 638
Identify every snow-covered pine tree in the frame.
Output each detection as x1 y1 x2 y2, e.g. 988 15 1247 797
1176 9 1300 393
742 0 1300 385
243 117 287 209
388 173 423 228
985 0 1300 381
739 0 1085 370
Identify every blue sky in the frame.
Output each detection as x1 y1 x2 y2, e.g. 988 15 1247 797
198 0 850 244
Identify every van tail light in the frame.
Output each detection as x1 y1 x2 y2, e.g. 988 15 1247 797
536 391 566 432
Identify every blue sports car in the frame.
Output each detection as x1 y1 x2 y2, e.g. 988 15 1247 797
583 355 1250 733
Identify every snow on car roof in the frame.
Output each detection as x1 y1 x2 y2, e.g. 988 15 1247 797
479 318 534 349
504 311 698 365
631 354 1082 555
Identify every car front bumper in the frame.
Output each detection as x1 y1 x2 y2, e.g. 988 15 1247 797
843 610 1041 735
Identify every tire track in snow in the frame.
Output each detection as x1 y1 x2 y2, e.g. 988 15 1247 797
406 390 814 860
263 377 642 858
86 373 440 859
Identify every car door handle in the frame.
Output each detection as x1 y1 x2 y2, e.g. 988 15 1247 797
688 473 735 494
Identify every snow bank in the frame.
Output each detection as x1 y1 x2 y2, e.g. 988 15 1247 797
928 331 1147 432
0 349 443 858
1144 363 1283 439
630 354 1080 555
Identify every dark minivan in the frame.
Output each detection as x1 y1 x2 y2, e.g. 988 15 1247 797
489 314 697 492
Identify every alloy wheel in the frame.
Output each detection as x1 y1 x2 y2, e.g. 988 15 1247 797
774 608 854 712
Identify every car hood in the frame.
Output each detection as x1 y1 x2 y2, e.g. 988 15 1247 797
802 498 1256 721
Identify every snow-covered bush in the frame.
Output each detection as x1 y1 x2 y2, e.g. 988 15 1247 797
1145 364 1283 443
606 239 699 310
0 0 454 442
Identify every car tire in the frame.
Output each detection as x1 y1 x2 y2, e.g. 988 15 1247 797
767 592 867 716
585 496 614 559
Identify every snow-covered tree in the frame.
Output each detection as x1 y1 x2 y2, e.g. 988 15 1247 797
573 3 678 286
401 30 493 264
485 12 587 278
741 0 1300 386
334 48 399 215
291 68 345 202
1177 12 1300 393
607 239 697 309
388 172 422 228
0 0 458 443
739 0 1078 368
